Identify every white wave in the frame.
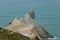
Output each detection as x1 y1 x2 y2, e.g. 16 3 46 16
48 36 58 40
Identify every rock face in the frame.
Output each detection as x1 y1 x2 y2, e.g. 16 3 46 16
5 18 36 40
5 18 26 31
5 8 54 40
19 13 54 38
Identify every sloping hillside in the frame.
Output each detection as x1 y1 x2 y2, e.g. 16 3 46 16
0 28 40 40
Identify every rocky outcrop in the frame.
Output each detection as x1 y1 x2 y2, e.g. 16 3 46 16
5 8 54 40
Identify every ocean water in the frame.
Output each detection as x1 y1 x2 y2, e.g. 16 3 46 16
0 0 60 40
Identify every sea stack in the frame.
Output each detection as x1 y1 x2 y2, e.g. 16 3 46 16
29 8 35 19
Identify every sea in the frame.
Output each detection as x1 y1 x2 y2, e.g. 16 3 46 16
0 0 60 40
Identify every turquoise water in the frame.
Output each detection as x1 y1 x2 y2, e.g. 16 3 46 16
0 0 60 40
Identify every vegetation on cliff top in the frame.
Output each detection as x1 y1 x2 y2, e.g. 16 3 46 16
0 28 40 40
